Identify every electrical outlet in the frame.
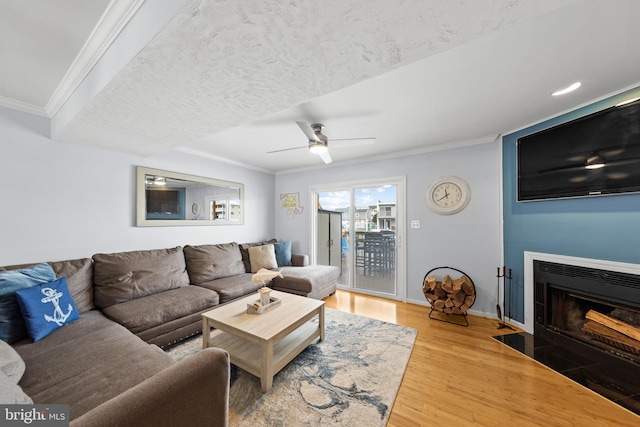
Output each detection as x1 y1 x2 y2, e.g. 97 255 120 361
411 220 420 229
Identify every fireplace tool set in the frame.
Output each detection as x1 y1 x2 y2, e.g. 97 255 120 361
497 266 516 330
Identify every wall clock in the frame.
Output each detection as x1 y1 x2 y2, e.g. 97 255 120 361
426 176 471 215
191 202 200 216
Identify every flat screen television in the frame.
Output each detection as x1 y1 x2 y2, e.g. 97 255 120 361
517 98 640 201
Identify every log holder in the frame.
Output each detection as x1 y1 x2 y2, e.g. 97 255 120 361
423 266 476 327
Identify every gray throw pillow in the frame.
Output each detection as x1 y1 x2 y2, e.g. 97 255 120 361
0 370 32 404
0 339 25 383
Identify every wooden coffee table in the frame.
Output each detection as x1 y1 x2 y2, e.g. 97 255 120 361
202 290 324 392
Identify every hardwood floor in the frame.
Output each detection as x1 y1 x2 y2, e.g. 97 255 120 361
324 290 640 426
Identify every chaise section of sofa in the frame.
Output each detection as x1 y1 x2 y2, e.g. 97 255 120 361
272 264 340 299
92 246 220 347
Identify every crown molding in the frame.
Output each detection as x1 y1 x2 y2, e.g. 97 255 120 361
44 0 146 118
174 147 275 175
0 96 48 117
276 134 500 175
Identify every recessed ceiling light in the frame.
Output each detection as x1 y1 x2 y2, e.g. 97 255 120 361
551 82 581 96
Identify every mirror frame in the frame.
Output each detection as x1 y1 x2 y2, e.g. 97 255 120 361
136 166 244 227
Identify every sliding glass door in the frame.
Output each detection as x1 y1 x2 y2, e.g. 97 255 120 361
312 177 405 301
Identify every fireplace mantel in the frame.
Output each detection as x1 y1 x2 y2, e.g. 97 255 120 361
523 252 640 334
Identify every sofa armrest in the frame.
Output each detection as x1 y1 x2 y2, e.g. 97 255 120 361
291 254 309 267
70 348 230 427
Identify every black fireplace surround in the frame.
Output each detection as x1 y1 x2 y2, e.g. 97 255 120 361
534 260 640 365
536 260 640 412
496 259 640 415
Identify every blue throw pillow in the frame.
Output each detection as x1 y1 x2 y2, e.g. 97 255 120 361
274 241 292 267
0 263 57 343
16 277 79 342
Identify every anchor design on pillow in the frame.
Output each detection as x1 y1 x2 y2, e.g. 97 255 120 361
40 287 73 326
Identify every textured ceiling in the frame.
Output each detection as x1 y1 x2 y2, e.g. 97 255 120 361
52 1 576 156
7 0 640 173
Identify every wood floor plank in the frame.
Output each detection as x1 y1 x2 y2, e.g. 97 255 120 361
325 290 640 426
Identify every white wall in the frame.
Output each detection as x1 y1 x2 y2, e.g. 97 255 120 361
2 103 501 317
0 107 275 265
274 142 501 317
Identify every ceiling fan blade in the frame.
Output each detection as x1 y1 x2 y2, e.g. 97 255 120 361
330 137 376 142
296 121 320 142
267 145 307 154
329 137 376 148
317 150 332 164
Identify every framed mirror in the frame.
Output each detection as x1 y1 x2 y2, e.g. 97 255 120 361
136 166 244 226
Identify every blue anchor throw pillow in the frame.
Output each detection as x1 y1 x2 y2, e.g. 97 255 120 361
15 277 79 342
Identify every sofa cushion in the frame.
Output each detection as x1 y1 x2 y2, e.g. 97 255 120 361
50 258 94 313
0 339 25 383
248 244 278 273
12 310 113 358
92 247 190 308
184 242 245 284
274 241 292 267
0 370 32 404
0 263 57 343
15 314 175 420
100 286 219 334
239 239 277 273
16 277 80 342
195 273 262 304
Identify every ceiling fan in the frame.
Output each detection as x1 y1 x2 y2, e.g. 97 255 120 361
267 121 376 164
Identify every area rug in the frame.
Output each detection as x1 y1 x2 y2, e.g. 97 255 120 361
165 308 417 426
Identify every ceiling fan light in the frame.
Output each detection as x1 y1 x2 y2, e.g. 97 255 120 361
309 142 328 154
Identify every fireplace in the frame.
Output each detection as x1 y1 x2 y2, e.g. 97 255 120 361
496 253 640 414
532 259 640 413
534 260 640 366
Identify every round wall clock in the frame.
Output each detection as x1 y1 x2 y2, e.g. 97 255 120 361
191 202 200 216
426 176 471 215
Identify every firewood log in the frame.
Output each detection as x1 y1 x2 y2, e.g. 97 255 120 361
464 295 475 306
424 292 437 302
441 275 454 293
453 291 466 307
434 285 447 298
583 320 640 351
460 276 474 295
426 275 438 291
585 310 640 342
433 299 446 311
453 277 463 292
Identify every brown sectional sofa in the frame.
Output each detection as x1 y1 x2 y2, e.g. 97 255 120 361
1 239 339 426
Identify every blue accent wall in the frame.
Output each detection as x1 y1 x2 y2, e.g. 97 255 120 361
502 87 640 322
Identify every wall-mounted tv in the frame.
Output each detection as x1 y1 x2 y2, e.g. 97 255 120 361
517 99 640 201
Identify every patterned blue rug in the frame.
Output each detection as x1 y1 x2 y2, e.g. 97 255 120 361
166 308 416 426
